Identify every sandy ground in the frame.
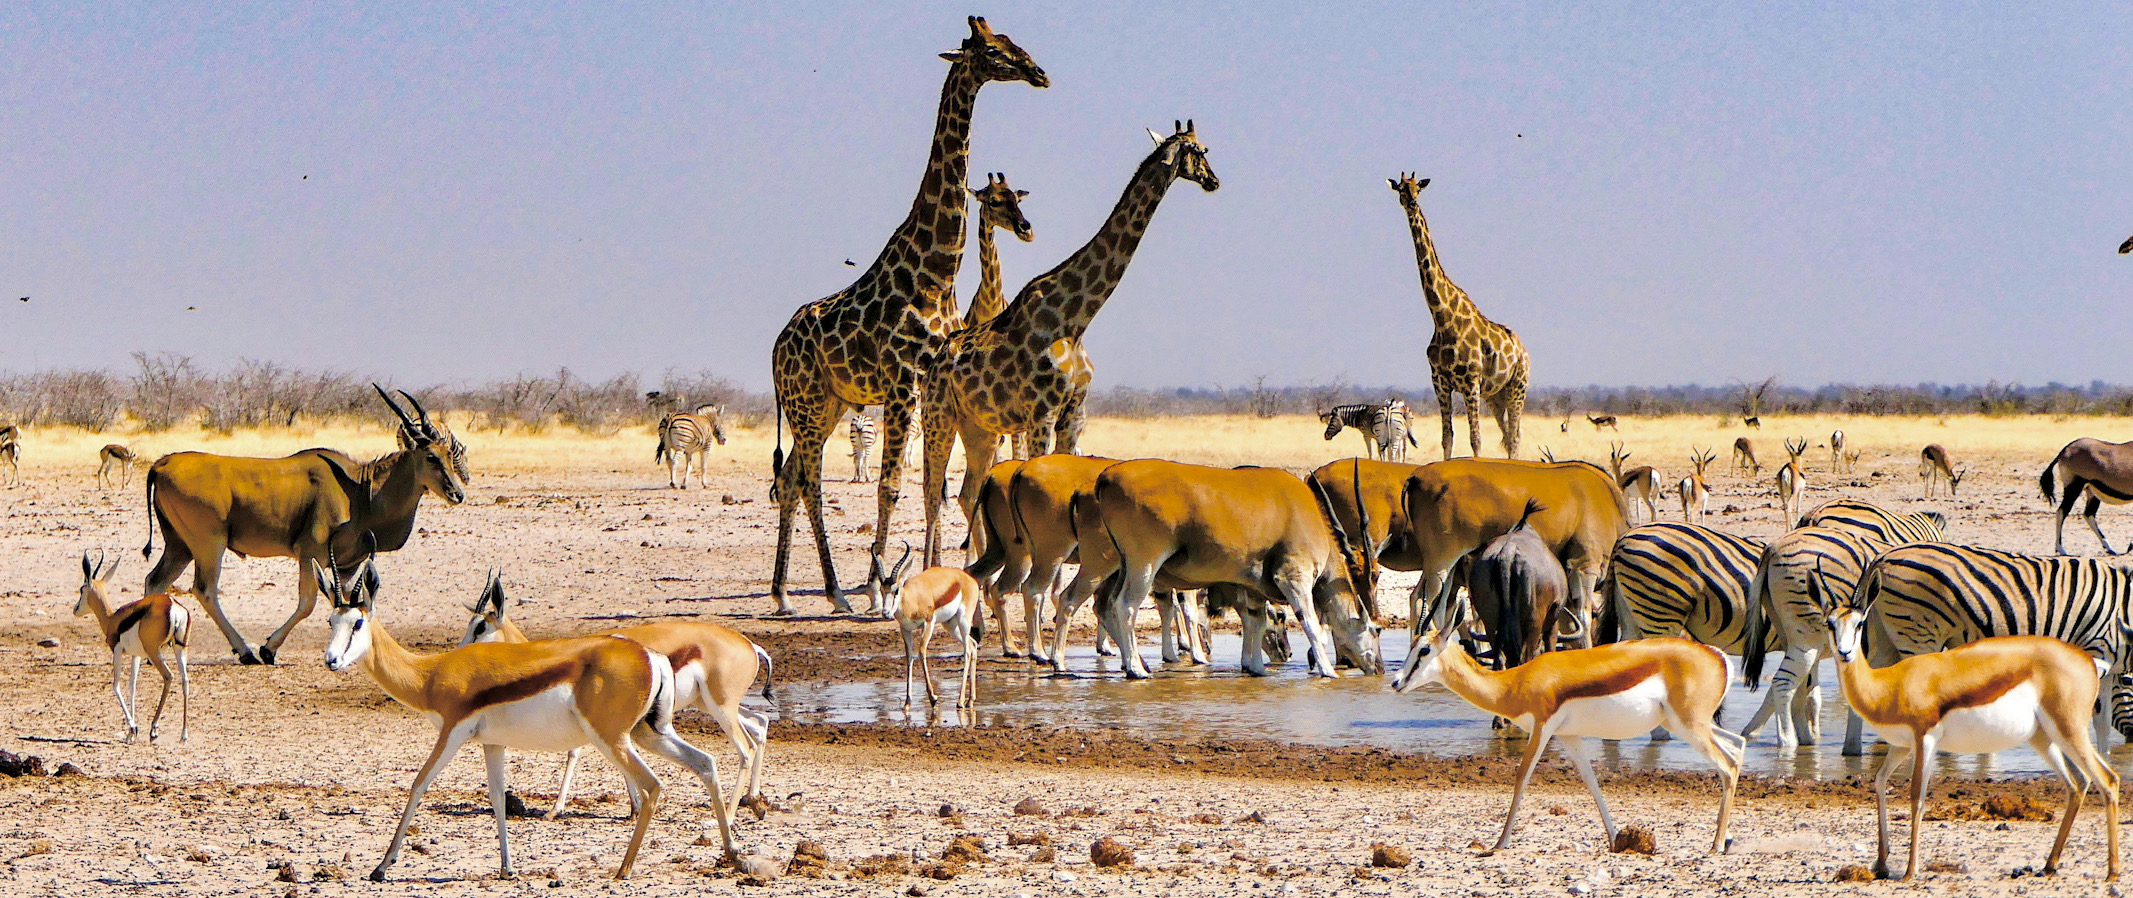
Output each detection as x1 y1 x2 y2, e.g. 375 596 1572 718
1 414 2130 896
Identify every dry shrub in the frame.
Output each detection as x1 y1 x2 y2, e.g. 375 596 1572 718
1833 864 1876 882
1007 832 1052 847
939 835 986 865
1013 797 1049 816
1982 794 2053 822
788 841 830 878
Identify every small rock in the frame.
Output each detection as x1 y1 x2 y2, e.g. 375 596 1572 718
1568 883 1592 896
1369 842 1411 869
1052 871 1076 883
1236 810 1267 824
1609 825 1656 855
1091 837 1133 868
504 791 530 818
1030 846 1056 863
720 494 740 506
1013 797 1049 816
52 763 85 778
36 638 58 648
735 854 781 881
938 803 958 819
905 886 927 897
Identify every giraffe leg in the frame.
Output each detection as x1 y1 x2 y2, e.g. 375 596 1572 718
1053 391 1088 456
1465 387 1486 460
1433 380 1457 461
918 394 961 570
772 406 846 616
868 387 919 614
1496 384 1526 459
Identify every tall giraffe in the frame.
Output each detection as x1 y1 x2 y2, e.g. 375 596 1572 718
920 122 1220 564
963 171 1034 327
768 17 1047 615
1388 173 1530 460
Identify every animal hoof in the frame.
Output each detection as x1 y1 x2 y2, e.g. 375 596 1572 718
768 607 796 617
1003 649 1024 659
368 867 388 882
257 646 277 665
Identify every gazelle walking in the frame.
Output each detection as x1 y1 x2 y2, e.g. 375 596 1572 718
1679 447 1716 522
97 444 137 489
1607 442 1662 524
879 543 983 710
1393 594 1743 853
1730 437 1760 476
320 559 740 881
457 572 775 818
1808 568 2120 881
1586 413 1618 432
1775 437 1808 523
74 553 191 743
1829 429 1847 473
1919 443 1964 497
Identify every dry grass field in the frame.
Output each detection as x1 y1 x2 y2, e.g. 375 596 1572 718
1 412 2129 896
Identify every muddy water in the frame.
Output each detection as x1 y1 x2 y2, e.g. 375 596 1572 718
777 630 2133 780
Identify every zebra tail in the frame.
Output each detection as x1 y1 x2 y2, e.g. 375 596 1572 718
752 642 777 705
1741 545 1775 689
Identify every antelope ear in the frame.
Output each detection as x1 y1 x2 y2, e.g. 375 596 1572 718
310 561 338 604
81 553 94 582
353 561 381 609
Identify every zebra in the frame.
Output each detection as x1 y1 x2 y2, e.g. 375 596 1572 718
847 412 877 483
1319 403 1381 458
1740 499 1948 750
1372 399 1419 462
1599 522 1808 738
1839 543 2133 755
655 404 727 489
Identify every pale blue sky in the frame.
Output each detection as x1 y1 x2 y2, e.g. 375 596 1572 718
3 2 2127 391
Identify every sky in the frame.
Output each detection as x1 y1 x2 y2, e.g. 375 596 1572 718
2 2 2128 392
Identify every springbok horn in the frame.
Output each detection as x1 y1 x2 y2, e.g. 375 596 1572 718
889 539 914 585
373 384 420 435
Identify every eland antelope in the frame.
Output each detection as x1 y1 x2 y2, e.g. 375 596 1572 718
2041 436 2133 555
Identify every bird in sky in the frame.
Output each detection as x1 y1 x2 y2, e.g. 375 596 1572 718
15 297 25 303
844 259 856 267
185 306 198 312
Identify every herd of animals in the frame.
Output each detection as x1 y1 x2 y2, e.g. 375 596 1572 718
9 13 2133 888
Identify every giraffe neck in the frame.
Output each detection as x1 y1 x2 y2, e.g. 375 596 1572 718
965 221 1005 326
860 60 986 321
1011 153 1178 340
1401 200 1472 336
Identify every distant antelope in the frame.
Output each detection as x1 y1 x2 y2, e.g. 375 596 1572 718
847 412 878 482
1743 415 1761 429
1829 430 1848 473
655 404 727 489
2039 437 2133 554
1679 448 1716 522
877 543 983 710
1586 413 1618 432
0 439 17 487
1919 444 1963 497
1559 420 1569 433
1536 446 1557 464
97 444 137 489
1608 442 1662 523
1843 448 1864 472
1731 437 1760 476
75 553 192 743
1776 437 1809 522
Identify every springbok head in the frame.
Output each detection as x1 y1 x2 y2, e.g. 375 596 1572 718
320 558 383 673
1783 437 1809 463
458 569 512 647
971 172 1034 244
872 541 916 618
941 16 1049 89
74 550 115 617
1806 560 1870 664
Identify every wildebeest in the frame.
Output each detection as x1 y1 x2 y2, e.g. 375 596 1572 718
1466 500 1571 670
140 387 466 664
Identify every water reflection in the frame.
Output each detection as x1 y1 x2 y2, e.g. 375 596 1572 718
776 630 2133 779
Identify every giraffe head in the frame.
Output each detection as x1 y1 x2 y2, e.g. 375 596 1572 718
971 172 1034 243
1387 172 1431 207
1142 120 1220 192
940 16 1049 88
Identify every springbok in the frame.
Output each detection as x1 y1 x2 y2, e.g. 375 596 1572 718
139 387 465 665
1919 443 1963 497
1775 437 1808 522
2040 436 2133 555
0 426 19 486
1607 442 1662 523
1829 429 1848 473
458 573 775 817
1679 447 1716 522
1586 413 1618 432
74 553 191 743
1393 594 1742 854
877 543 984 710
321 559 738 881
1808 568 2120 881
1743 415 1761 429
1730 437 1760 476
96 444 138 488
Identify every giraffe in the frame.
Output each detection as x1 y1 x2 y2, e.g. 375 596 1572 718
963 172 1041 461
1388 173 1530 460
920 122 1220 565
767 17 1047 615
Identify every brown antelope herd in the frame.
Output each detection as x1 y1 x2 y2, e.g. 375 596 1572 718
8 15 2133 888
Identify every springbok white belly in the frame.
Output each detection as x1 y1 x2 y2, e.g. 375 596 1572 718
1880 681 2041 754
469 685 596 754
1532 675 1669 741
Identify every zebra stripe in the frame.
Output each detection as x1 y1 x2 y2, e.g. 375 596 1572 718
848 413 878 483
1859 543 2133 742
1320 403 1378 441
1372 400 1418 462
656 406 727 489
1798 498 1946 543
1603 522 1766 653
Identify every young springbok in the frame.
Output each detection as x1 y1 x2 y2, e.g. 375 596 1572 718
457 572 775 817
1776 437 1809 522
1392 594 1743 853
1829 429 1848 473
96 444 137 489
878 543 984 710
320 559 740 881
1919 443 1964 497
1809 568 2119 881
1607 442 1662 523
1731 437 1761 476
1679 447 1716 522
74 553 191 743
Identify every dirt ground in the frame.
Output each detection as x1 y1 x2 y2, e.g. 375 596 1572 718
1 415 2129 896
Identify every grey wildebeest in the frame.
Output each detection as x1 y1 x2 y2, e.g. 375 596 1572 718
1401 458 1630 646
2041 436 2133 555
140 387 466 664
1083 459 1381 679
1467 500 1572 670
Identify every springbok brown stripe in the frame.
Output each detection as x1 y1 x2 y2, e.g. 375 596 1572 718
664 645 703 672
106 597 161 648
1558 658 1665 702
468 661 581 709
932 590 961 611
1936 670 2028 719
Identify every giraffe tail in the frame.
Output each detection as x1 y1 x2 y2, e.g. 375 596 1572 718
769 384 786 499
